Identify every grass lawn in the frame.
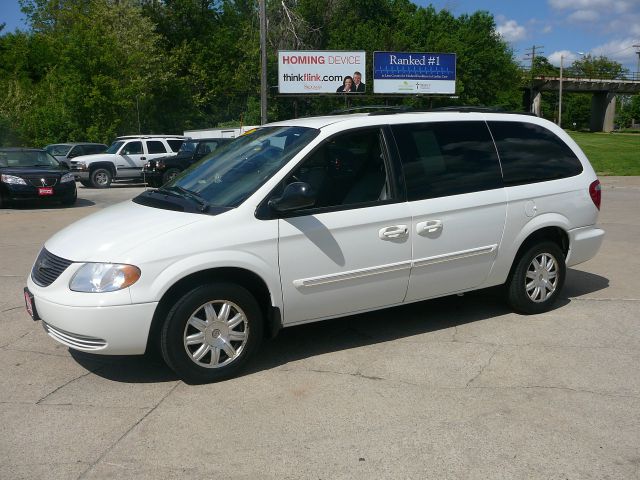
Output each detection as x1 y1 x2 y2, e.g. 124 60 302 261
568 131 640 176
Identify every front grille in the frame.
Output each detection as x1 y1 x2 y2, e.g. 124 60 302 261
42 322 107 350
31 248 73 287
25 176 58 187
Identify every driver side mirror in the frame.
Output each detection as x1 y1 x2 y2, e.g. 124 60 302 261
268 182 316 213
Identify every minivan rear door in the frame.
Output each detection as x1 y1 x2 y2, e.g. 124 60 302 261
391 120 507 302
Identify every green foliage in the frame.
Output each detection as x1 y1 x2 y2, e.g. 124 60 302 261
1 0 525 146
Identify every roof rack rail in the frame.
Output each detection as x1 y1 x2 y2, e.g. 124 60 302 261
427 106 537 116
328 105 412 115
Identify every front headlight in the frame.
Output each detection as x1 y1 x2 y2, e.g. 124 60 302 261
60 173 75 183
74 161 87 170
69 263 141 293
1 174 27 185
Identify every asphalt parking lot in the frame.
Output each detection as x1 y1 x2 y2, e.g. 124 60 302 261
1 179 639 479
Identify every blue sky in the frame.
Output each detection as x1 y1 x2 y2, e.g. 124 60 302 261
2 0 639 72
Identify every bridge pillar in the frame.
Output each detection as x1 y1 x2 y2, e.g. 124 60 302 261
532 91 542 117
590 92 616 132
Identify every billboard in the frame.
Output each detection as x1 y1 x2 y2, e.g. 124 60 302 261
373 51 456 94
278 51 367 94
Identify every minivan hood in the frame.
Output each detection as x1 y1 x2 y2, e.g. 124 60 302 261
45 201 206 262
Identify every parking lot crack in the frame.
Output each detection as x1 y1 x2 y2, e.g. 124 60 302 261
0 331 31 349
36 365 105 405
469 384 640 400
1 305 22 312
466 347 499 387
76 381 180 480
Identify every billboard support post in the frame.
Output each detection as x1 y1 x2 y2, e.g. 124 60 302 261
259 0 267 124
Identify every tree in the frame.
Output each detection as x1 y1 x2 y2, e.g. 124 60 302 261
570 54 628 79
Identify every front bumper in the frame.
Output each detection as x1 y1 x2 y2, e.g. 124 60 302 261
28 287 157 355
566 225 605 267
3 181 76 201
71 170 90 181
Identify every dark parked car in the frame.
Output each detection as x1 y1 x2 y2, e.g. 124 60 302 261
0 148 77 207
45 143 108 168
142 138 233 186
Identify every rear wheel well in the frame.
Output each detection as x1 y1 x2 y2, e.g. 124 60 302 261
89 162 115 176
508 226 569 280
146 268 279 355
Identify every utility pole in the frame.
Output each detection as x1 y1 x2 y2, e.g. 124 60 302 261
259 0 268 125
558 54 563 128
524 45 544 114
634 45 640 80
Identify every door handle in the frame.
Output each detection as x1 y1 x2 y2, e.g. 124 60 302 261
140 156 146 161
417 220 443 234
379 225 408 240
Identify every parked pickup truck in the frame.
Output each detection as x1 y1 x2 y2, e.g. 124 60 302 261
70 135 185 188
142 137 233 186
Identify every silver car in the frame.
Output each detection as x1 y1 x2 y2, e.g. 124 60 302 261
45 143 107 168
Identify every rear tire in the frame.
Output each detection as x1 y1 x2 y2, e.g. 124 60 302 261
506 241 566 314
79 180 91 188
160 283 263 384
90 168 112 188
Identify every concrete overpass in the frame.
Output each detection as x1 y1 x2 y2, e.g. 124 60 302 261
526 76 640 132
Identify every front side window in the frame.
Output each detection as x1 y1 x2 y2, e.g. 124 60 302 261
122 141 143 155
179 141 198 154
392 121 502 201
488 121 583 186
146 140 167 154
279 128 391 211
163 126 319 209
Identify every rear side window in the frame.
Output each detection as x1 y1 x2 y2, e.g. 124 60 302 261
392 121 502 201
147 140 167 154
488 121 583 186
167 139 184 152
122 141 143 155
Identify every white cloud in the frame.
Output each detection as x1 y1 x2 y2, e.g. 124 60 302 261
591 38 640 65
542 25 553 34
549 0 615 10
496 19 527 42
548 50 579 66
567 9 599 22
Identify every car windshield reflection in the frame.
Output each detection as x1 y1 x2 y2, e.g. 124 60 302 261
163 126 319 209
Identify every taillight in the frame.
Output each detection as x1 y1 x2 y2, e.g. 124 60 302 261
589 179 601 210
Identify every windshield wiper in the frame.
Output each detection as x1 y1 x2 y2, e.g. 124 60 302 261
157 185 210 212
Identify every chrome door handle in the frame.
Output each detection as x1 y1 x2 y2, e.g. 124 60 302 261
417 220 443 234
379 225 408 240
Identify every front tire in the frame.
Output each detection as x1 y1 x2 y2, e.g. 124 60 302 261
160 283 263 383
506 241 566 314
162 167 181 185
90 168 112 188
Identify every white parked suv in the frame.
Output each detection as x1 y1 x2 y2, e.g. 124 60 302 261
25 110 604 383
70 135 185 188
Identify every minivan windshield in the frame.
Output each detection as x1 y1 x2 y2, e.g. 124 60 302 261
160 126 318 209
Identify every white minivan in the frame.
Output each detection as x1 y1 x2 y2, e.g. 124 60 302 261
25 111 604 383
